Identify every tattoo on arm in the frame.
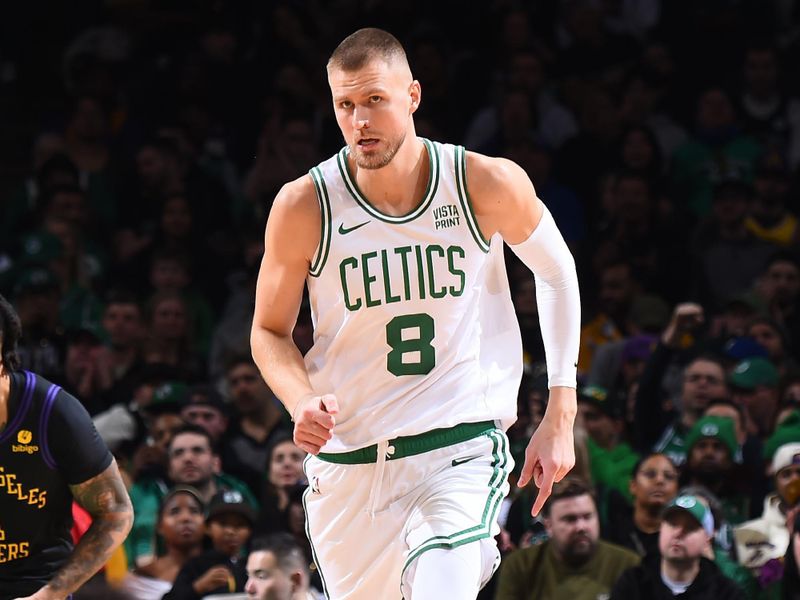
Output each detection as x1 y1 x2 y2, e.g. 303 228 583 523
45 459 133 595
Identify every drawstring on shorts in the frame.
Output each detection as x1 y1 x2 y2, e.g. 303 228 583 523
366 440 395 517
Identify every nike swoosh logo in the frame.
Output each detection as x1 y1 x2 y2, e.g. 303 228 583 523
451 455 481 467
338 221 371 235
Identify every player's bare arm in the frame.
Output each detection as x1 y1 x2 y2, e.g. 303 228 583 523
250 176 339 455
27 460 132 600
466 151 580 516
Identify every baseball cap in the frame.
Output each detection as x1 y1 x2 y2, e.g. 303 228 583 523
723 336 769 361
13 266 60 296
771 442 800 475
621 334 657 363
206 489 255 525
577 385 623 419
159 485 204 516
148 381 188 414
728 357 779 390
182 384 228 415
685 415 739 459
18 231 63 265
663 494 715 537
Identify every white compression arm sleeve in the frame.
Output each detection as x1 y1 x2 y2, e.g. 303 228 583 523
509 205 580 388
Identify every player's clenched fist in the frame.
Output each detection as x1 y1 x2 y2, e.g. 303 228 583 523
292 393 339 454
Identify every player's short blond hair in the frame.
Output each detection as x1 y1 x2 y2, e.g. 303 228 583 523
327 27 408 73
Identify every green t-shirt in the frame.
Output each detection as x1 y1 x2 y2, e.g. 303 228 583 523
495 539 641 600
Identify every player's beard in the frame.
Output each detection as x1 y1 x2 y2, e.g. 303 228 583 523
352 130 406 170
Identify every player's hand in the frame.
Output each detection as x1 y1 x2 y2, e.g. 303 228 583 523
662 302 704 348
193 565 235 594
293 393 339 455
518 394 575 517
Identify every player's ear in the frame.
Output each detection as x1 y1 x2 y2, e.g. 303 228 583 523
409 80 421 114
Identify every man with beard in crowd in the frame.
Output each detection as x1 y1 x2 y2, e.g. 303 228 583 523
495 477 640 600
681 415 749 524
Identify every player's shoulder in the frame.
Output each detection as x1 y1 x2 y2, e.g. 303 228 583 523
266 173 323 237
463 151 536 217
273 173 319 214
464 151 531 197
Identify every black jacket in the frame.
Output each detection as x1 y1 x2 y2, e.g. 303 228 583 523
610 555 745 600
162 549 247 600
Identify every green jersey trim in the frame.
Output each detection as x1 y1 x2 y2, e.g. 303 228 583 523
302 455 331 597
309 167 332 277
454 146 490 253
398 429 509 597
336 138 440 224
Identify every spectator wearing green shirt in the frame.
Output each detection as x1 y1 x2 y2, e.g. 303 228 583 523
495 477 640 600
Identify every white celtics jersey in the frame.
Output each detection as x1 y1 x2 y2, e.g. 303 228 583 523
304 139 522 452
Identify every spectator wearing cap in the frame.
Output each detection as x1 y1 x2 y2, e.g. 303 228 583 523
605 453 679 558
734 442 800 576
678 485 758 598
682 416 749 524
163 489 253 599
610 494 745 599
12 264 65 381
245 532 323 600
704 399 770 519
127 424 257 568
578 385 640 509
180 383 229 443
586 332 658 402
729 356 781 439
495 478 640 600
634 303 730 466
221 356 291 498
122 485 206 600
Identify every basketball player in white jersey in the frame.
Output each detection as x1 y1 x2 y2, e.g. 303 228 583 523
251 28 580 599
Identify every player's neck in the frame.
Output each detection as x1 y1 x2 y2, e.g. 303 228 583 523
352 136 428 215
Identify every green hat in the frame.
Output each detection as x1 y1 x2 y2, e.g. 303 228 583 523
729 357 779 390
146 381 188 414
686 415 739 459
663 494 715 536
764 410 800 461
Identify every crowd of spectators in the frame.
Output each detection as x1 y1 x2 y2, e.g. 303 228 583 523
4 1 800 598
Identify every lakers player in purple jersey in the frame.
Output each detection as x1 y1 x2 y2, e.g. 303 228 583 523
0 293 132 600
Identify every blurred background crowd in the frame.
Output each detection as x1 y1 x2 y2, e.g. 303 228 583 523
4 0 800 598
